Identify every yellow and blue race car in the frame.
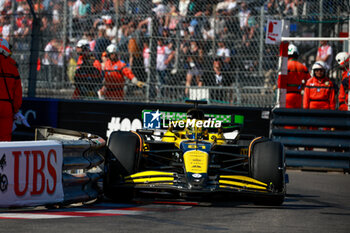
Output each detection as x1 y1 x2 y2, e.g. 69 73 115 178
104 100 285 205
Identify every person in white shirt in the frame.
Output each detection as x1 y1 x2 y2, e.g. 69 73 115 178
216 0 238 12
41 38 60 85
152 0 168 17
178 0 190 16
156 39 175 97
316 40 333 71
216 41 231 70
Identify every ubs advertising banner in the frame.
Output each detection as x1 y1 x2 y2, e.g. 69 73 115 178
0 141 63 207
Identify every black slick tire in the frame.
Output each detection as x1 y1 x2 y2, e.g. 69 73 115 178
249 138 285 206
104 131 141 201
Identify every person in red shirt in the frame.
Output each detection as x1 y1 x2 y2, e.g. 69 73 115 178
101 44 144 100
303 61 335 110
72 39 102 99
0 37 22 141
335 52 349 111
286 44 310 109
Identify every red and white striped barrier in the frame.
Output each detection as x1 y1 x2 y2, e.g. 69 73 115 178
276 41 289 108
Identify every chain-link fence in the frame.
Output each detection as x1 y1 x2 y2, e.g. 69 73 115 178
2 0 350 107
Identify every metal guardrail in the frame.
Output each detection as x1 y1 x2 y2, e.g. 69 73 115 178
35 127 105 204
270 108 350 171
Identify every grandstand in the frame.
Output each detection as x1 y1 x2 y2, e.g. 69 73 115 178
2 0 349 107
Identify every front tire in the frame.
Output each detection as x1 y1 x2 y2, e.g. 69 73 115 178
104 131 141 201
249 138 285 205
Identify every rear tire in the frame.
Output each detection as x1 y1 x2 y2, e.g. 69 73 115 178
249 138 285 205
104 131 141 201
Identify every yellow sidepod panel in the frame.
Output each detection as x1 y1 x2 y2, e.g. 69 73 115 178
183 150 209 174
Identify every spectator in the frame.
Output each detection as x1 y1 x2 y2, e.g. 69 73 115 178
210 57 230 102
185 40 203 96
86 31 96 52
216 0 238 12
78 0 91 19
303 61 335 110
286 44 310 109
195 4 214 38
52 2 61 25
238 1 251 47
216 40 231 71
41 38 60 84
187 0 201 17
214 9 226 38
93 29 111 62
156 38 175 97
105 18 117 41
13 11 30 39
1 16 11 41
101 44 144 100
201 21 214 41
316 40 333 71
282 0 295 16
265 0 279 15
0 37 22 141
40 15 52 46
128 22 146 81
293 0 306 16
335 52 350 111
73 39 102 99
178 0 190 16
143 40 150 76
165 3 179 31
152 0 168 17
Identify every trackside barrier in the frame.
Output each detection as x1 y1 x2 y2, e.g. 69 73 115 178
35 127 105 205
270 108 350 170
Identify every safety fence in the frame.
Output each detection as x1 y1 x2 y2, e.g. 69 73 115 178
270 108 350 171
35 127 105 205
3 0 350 107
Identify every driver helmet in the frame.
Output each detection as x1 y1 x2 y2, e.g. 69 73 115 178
186 109 205 120
0 37 11 57
335 52 350 67
186 125 202 140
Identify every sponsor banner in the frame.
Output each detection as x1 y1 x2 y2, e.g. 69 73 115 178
142 110 233 123
142 109 245 130
0 140 63 207
18 98 271 139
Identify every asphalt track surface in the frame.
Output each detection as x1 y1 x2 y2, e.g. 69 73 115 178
0 170 349 233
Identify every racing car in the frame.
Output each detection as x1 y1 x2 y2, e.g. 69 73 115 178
104 100 285 205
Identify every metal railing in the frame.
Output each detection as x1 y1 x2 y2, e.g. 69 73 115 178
270 108 350 170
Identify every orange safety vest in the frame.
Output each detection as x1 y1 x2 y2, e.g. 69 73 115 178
303 76 335 110
286 59 310 109
286 59 310 93
103 59 135 100
338 70 349 111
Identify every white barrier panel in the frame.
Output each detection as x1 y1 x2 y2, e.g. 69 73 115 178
0 140 63 207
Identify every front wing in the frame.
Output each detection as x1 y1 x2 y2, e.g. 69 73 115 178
112 171 282 196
